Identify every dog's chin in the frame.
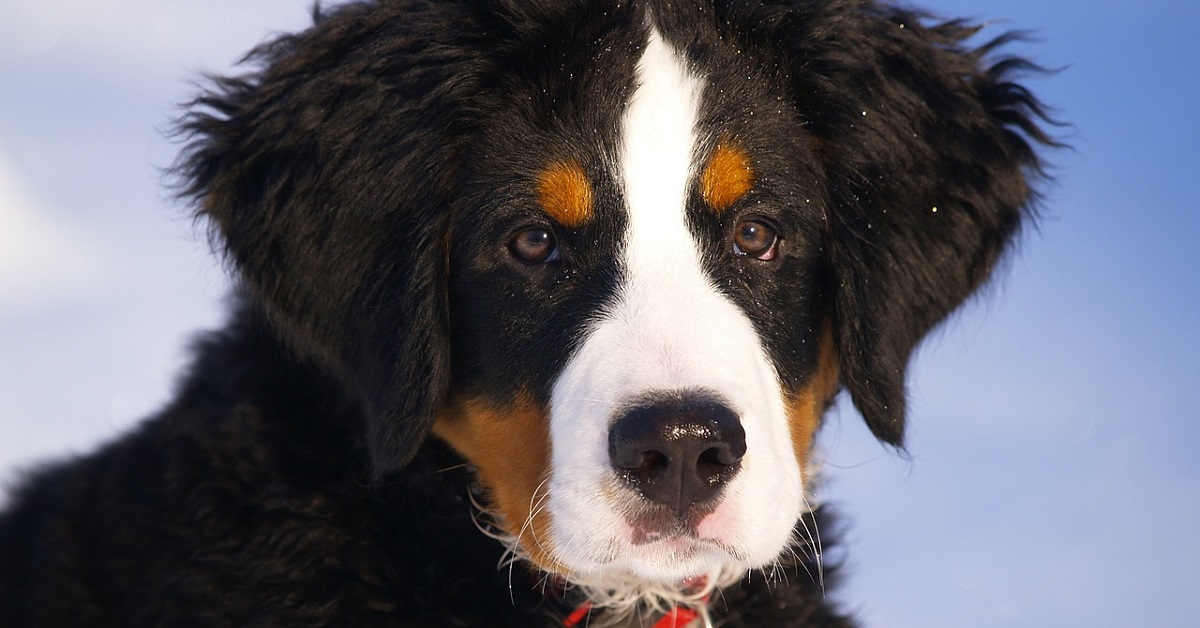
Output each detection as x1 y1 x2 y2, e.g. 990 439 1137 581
551 544 747 609
618 539 745 584
538 485 804 590
542 528 752 589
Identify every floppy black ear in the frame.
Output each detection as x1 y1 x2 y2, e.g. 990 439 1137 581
175 4 482 475
774 5 1056 446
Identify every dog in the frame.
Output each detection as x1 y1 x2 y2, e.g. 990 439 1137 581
0 0 1054 625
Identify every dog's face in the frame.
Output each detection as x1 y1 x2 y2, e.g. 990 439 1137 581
435 30 835 582
180 0 1047 592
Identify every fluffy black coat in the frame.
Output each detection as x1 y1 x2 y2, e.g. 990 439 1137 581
0 0 1053 625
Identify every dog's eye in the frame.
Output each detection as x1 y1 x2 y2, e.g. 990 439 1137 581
733 219 779 261
509 228 561 264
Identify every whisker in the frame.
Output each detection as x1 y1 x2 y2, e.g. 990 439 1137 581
509 478 555 597
797 496 825 592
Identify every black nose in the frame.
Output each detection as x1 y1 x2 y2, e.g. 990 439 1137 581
608 394 747 515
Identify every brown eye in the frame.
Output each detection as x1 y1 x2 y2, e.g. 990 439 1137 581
733 219 779 260
509 228 560 264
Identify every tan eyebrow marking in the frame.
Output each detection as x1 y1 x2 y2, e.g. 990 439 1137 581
535 160 594 227
700 140 754 214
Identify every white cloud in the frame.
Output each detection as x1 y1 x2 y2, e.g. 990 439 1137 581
0 148 112 316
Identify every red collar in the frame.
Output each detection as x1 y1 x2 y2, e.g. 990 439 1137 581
556 576 711 628
562 600 703 628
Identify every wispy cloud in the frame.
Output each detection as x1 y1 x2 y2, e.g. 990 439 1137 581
0 148 112 316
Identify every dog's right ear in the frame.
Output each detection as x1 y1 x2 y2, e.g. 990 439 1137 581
174 4 483 477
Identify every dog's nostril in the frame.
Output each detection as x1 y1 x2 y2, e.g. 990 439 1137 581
697 445 739 485
700 442 740 467
608 393 746 515
624 449 669 480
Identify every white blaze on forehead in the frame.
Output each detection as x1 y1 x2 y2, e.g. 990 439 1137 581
620 30 704 268
544 29 804 583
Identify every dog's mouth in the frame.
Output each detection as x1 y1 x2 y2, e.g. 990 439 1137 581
625 500 751 568
631 526 696 547
629 532 745 567
628 501 716 546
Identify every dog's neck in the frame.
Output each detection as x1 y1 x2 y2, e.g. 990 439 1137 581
548 573 715 628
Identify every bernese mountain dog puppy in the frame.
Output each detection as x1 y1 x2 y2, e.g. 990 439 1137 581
0 0 1055 625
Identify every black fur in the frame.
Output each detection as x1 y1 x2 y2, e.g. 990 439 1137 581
0 0 1054 625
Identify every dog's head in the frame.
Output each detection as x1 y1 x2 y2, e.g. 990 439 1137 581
179 0 1050 591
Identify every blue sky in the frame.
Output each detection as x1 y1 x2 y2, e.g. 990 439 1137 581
1 1 1197 626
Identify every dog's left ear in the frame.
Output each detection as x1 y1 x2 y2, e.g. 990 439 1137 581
774 7 1056 446
174 5 483 476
